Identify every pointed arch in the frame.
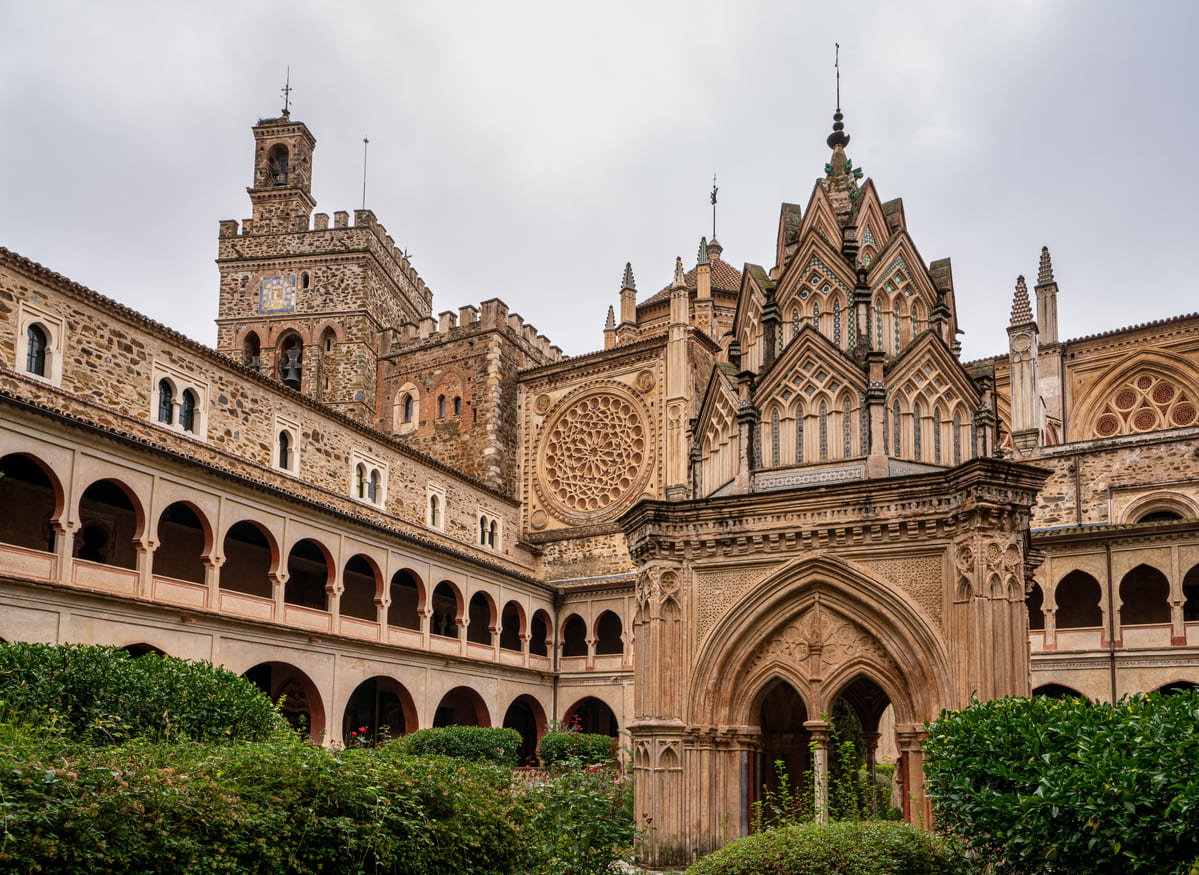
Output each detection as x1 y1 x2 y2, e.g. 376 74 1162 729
1068 350 1199 442
688 554 952 728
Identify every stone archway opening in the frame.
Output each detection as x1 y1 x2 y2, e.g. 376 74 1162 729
433 686 490 727
502 694 547 765
564 696 618 736
242 661 325 742
827 675 895 821
154 502 208 584
0 453 59 552
342 676 416 745
220 521 274 598
753 679 811 826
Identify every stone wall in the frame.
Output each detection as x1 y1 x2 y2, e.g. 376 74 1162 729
0 251 526 569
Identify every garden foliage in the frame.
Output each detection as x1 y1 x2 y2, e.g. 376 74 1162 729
537 729 618 766
0 643 634 874
925 692 1199 874
394 725 521 766
684 820 971 875
0 642 284 743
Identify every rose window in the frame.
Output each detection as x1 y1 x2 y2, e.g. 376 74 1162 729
1091 372 1196 438
536 388 654 521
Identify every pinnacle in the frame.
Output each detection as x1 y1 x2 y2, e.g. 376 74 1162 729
672 257 686 288
1037 246 1054 286
698 237 709 265
605 305 615 329
621 262 636 291
1009 275 1033 326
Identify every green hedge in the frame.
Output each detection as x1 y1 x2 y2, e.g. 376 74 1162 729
537 730 617 766
685 820 971 875
925 693 1199 874
0 642 284 744
394 725 521 766
0 735 525 875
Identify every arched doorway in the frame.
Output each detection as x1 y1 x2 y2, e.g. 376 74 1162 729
754 680 811 824
502 694 547 765
563 696 618 736
242 661 325 742
433 686 490 727
341 676 416 744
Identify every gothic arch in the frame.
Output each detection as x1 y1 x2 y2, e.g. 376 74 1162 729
689 554 951 729
1120 491 1199 524
1068 350 1199 442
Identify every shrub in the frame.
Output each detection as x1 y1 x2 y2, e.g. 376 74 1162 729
515 763 634 875
684 820 971 875
537 730 617 766
0 642 285 744
925 692 1199 874
0 733 525 875
395 725 521 766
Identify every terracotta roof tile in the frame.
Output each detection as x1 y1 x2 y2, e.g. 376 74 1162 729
640 258 742 308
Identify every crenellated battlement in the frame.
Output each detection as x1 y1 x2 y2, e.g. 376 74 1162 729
386 297 563 364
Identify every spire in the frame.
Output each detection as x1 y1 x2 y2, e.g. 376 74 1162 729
826 43 849 151
672 257 686 288
1037 246 1054 286
697 236 709 265
605 305 615 330
621 262 636 292
1009 275 1033 326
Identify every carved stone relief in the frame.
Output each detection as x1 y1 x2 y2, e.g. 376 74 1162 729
862 554 945 626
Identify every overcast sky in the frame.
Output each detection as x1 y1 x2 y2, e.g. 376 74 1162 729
2 1 1197 363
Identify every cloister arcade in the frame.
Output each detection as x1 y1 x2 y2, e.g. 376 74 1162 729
0 444 631 750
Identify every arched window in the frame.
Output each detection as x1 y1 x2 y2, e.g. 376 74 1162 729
771 410 780 467
429 495 441 528
157 380 174 425
368 470 380 504
438 395 446 418
480 517 488 545
913 400 923 462
355 464 366 499
813 303 820 334
488 520 497 548
818 401 828 460
795 407 804 464
953 411 962 465
180 389 197 433
279 337 303 390
322 328 335 353
892 400 901 455
301 272 311 289
403 395 414 423
843 396 852 458
792 309 799 339
453 396 462 416
278 431 291 470
267 143 289 184
833 301 841 346
26 324 48 376
243 332 261 369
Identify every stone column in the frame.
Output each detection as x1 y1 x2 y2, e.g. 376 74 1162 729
897 727 930 826
861 731 881 817
804 719 831 823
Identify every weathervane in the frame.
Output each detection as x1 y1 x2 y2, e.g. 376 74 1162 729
281 67 293 116
710 174 718 240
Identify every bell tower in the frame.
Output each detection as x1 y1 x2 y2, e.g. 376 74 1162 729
215 108 434 424
246 112 317 234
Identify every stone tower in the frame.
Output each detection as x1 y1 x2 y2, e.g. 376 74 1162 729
215 112 433 423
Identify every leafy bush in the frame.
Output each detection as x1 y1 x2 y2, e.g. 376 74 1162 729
925 692 1199 874
516 763 634 875
395 725 521 766
685 820 971 875
0 733 525 875
537 730 617 766
0 642 284 744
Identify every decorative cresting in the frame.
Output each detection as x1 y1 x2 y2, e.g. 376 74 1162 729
535 382 657 523
1093 371 1196 437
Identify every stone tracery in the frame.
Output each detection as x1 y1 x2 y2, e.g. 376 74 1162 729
1093 372 1196 437
536 386 655 522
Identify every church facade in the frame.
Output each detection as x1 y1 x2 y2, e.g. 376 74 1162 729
1 107 1197 866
